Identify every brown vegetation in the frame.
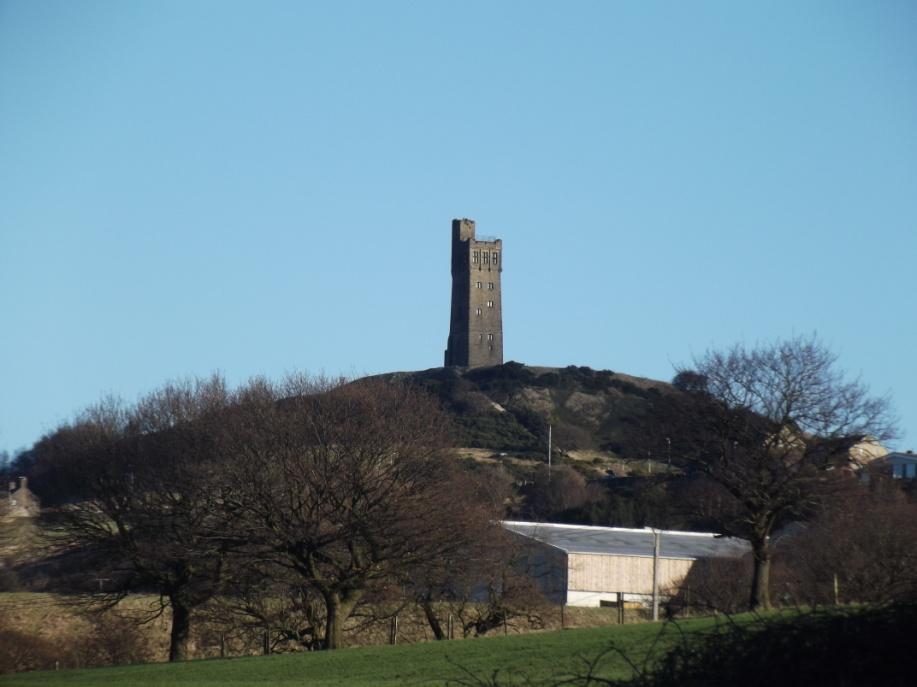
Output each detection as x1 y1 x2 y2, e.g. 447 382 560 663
218 377 502 649
648 335 896 609
26 374 510 659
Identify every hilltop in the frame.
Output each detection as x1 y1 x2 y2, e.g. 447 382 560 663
379 362 688 477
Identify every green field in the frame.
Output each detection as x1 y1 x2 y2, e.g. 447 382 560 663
0 615 742 687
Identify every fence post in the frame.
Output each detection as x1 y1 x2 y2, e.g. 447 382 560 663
652 529 661 621
390 614 399 645
561 602 565 629
219 632 225 658
618 592 625 625
447 613 454 640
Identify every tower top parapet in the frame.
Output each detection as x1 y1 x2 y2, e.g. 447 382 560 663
452 218 476 243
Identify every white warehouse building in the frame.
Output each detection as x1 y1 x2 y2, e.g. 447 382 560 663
502 521 750 607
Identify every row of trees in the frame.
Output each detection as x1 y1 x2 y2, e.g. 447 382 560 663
35 376 511 660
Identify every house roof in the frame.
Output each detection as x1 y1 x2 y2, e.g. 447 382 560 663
884 452 917 464
502 521 750 561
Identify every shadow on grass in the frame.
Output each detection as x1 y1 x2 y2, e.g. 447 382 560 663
444 602 917 687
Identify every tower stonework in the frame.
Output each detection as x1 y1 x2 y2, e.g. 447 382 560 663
444 218 503 368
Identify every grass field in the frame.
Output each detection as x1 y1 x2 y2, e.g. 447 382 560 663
0 591 657 667
0 615 743 687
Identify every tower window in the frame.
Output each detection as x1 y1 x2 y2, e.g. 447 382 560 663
476 308 482 316
493 252 499 265
488 282 494 290
487 333 494 341
476 281 483 289
472 251 479 263
486 300 494 308
478 333 483 342
483 252 490 264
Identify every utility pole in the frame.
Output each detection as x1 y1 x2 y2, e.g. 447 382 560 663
651 529 661 621
547 424 552 482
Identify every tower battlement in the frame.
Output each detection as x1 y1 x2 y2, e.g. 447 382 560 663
445 218 504 368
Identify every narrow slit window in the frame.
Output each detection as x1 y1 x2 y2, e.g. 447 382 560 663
476 281 483 289
488 282 494 290
476 307 483 316
493 252 499 265
486 300 494 308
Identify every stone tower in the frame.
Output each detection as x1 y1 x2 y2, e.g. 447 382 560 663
444 218 503 368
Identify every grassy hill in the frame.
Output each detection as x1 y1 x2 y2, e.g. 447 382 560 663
0 614 736 687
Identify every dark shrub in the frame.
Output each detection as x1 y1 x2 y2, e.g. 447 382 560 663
637 603 917 687
671 370 709 394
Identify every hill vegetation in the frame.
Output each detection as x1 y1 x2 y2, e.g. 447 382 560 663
388 362 681 459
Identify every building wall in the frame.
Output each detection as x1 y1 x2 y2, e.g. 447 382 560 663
444 218 503 368
517 538 568 605
890 455 917 478
566 590 653 606
566 552 694 605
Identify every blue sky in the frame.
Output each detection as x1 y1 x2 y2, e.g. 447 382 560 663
1 1 915 453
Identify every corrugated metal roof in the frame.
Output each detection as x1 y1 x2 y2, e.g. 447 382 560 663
502 521 750 560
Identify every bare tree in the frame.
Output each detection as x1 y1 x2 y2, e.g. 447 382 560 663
424 531 552 639
662 335 896 610
403 467 517 640
38 376 237 661
779 478 917 604
204 565 328 654
522 464 588 520
224 376 494 650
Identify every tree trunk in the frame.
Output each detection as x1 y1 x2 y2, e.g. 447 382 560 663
169 602 193 661
323 591 362 650
750 539 772 611
421 599 445 640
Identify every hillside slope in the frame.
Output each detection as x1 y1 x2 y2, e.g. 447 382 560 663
383 362 685 462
